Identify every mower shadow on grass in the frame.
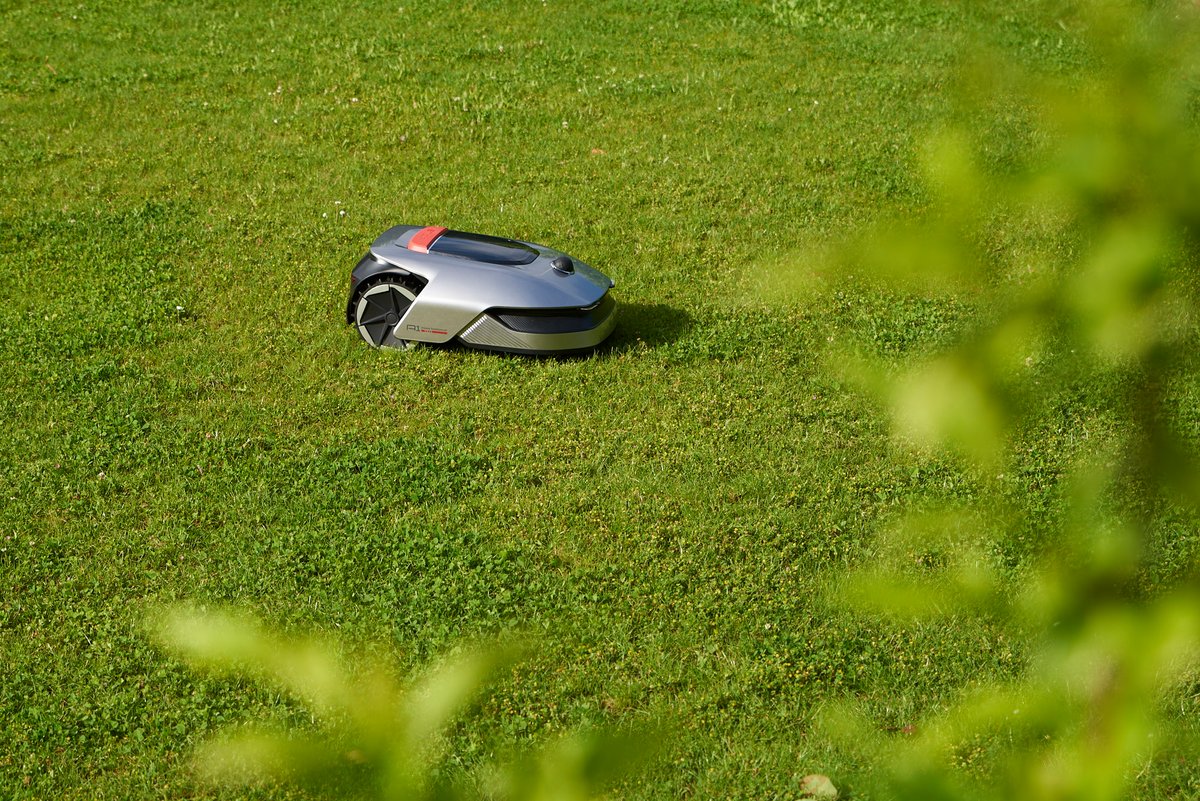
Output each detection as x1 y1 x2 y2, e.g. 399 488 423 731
601 302 692 354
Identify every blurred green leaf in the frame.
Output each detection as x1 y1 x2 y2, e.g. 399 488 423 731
891 356 1007 466
151 606 641 801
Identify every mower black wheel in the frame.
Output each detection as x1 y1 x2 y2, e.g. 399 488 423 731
353 278 419 349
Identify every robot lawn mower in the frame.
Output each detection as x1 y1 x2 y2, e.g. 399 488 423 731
346 225 617 356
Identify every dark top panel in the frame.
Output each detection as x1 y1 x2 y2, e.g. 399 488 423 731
429 230 539 266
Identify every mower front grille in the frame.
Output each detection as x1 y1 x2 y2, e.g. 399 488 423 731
493 294 616 334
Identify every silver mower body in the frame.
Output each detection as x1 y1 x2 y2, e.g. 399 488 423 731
346 225 617 355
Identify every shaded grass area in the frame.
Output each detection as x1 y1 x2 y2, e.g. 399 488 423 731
4 1 1194 798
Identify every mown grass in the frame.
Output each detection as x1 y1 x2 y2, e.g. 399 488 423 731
4 1 1194 798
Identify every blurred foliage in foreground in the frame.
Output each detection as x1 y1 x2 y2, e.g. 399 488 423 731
152 608 647 801
815 2 1200 799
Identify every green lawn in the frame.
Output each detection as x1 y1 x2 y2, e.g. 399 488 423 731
1 1 1192 798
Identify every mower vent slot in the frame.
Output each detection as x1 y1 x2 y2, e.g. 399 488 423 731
493 294 615 334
